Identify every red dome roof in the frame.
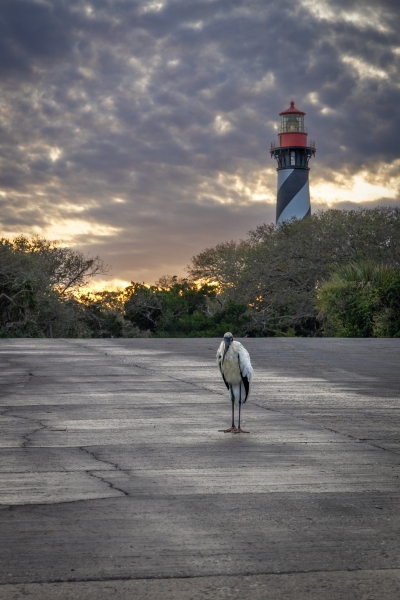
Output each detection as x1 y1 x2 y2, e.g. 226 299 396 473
279 101 305 116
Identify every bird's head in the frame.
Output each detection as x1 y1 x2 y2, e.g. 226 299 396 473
222 332 233 363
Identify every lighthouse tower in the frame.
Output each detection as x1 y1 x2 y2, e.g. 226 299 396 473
270 101 316 225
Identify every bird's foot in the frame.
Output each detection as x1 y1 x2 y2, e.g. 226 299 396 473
233 428 250 434
218 427 238 433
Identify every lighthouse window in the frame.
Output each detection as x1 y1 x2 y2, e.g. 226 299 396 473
291 151 295 165
281 115 305 133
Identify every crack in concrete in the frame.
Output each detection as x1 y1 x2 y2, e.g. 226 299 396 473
80 446 130 475
80 446 130 497
21 421 48 448
0 362 41 449
0 407 48 447
62 340 400 460
0 358 32 402
86 470 129 497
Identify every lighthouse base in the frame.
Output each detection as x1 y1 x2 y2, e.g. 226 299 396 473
276 168 311 225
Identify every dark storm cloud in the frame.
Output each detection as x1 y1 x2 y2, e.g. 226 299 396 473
0 0 399 282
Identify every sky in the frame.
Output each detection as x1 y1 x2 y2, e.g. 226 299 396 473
1 0 400 287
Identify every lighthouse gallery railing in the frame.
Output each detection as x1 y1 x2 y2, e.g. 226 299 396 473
270 139 316 150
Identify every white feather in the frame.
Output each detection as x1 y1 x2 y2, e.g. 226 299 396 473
217 340 253 404
238 344 253 380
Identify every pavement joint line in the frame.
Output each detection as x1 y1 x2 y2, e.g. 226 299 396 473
1 497 115 509
2 565 400 587
251 400 400 458
358 440 400 455
60 338 227 397
252 400 361 439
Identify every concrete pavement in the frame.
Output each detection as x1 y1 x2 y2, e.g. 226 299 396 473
0 338 399 599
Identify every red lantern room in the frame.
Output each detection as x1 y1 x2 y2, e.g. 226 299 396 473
278 101 307 147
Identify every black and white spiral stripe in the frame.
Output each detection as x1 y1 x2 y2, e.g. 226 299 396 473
276 169 311 225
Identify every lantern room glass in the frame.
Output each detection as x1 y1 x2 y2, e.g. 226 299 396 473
281 115 305 133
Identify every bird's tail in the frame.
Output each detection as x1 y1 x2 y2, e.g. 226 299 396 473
231 382 248 405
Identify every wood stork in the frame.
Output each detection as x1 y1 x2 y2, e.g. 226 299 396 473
217 332 253 433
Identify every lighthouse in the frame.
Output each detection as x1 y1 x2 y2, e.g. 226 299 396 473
270 101 316 225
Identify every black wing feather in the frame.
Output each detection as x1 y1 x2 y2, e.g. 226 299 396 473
240 374 250 403
238 354 250 402
218 360 230 390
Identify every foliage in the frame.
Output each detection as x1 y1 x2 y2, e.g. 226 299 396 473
124 276 251 337
188 208 400 336
317 263 400 337
78 290 139 338
2 235 107 294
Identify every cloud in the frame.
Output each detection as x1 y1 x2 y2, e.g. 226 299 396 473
0 0 399 284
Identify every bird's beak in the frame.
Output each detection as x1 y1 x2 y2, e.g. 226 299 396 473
222 338 231 364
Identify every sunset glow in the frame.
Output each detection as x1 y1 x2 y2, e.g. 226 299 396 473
0 0 398 284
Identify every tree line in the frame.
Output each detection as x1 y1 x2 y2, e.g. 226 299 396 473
1 207 400 338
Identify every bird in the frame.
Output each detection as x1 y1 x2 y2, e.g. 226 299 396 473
216 332 253 433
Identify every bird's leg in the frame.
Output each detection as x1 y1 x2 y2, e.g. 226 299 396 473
219 387 238 432
234 383 249 434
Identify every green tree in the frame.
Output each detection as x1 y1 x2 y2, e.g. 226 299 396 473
317 263 400 337
188 208 400 336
